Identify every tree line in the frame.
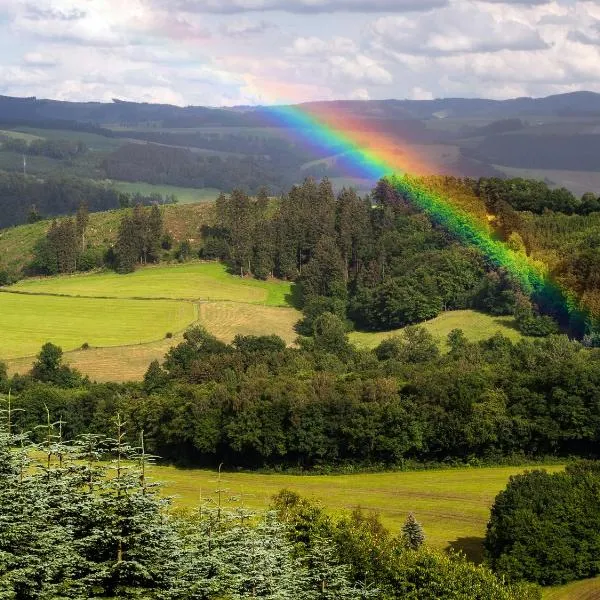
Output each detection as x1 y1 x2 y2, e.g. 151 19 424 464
4 322 600 469
0 134 88 160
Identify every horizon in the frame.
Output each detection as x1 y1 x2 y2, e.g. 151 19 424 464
3 88 600 110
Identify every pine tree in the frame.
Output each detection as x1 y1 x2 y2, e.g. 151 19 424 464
402 513 425 550
76 201 90 252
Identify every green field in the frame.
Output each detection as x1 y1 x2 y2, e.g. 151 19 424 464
149 463 563 561
109 181 221 204
7 301 302 381
543 577 600 600
350 310 525 349
149 462 598 598
9 262 294 306
0 292 196 359
0 129 44 142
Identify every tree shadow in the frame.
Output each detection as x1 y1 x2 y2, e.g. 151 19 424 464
285 283 303 310
447 537 485 564
493 317 521 334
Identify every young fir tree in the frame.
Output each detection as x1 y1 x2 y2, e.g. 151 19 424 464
402 513 425 550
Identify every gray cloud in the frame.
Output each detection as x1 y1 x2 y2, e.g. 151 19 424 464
221 19 275 37
158 0 448 14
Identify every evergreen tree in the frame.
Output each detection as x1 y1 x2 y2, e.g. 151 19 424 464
402 513 425 550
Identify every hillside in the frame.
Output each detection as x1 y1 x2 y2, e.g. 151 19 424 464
0 202 215 275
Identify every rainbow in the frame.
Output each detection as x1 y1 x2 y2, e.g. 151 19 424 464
262 103 587 331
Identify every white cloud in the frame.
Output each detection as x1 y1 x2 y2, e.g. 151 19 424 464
0 0 598 105
370 5 549 56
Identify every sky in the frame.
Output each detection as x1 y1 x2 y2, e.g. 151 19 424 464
0 0 599 106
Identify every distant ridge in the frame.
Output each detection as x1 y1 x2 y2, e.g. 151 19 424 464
1 91 600 126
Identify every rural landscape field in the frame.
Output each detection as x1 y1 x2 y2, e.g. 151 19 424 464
2 0 600 597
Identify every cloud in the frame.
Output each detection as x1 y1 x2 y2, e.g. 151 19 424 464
22 51 58 67
23 3 86 21
328 54 393 85
221 18 275 37
370 6 550 56
156 0 448 14
287 36 357 55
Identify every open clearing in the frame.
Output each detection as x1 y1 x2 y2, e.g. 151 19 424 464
0 293 195 360
350 310 524 349
109 181 221 205
9 262 294 307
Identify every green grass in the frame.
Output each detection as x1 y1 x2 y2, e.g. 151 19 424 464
9 262 294 306
0 129 44 142
0 293 196 359
543 577 600 599
109 181 221 204
6 301 302 381
349 310 524 350
150 463 563 561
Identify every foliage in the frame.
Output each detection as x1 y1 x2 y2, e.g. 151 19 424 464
485 463 600 586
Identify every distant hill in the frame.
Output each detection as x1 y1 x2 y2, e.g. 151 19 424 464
1 91 600 218
3 91 600 124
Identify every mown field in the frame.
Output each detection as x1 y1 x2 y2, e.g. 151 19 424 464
151 462 598 599
0 292 196 360
9 262 294 306
543 577 600 600
151 464 563 561
6 301 302 381
3 262 529 380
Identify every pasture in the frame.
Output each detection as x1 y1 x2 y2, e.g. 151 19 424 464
9 262 294 306
0 292 195 359
151 463 563 563
349 310 524 349
6 301 302 381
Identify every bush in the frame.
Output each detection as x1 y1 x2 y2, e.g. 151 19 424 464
78 247 105 272
485 463 600 585
165 332 173 339
517 314 560 337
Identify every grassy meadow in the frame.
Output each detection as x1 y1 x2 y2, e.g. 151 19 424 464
0 202 213 274
6 301 302 381
349 310 525 349
3 261 528 380
9 262 294 306
0 292 196 359
151 463 563 562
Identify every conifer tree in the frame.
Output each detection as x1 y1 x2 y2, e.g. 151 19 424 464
402 513 425 550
